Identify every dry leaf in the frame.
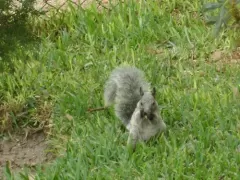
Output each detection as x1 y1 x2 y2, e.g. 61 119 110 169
231 49 240 60
28 174 35 180
102 0 109 4
232 87 239 98
211 50 222 61
146 47 164 55
65 114 73 121
237 123 240 133
236 144 240 153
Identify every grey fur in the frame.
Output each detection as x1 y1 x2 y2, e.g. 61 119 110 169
104 66 149 125
104 66 166 150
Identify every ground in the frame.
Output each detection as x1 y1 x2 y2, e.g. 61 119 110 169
0 131 53 176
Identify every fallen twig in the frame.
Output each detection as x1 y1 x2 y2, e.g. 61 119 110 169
87 107 107 112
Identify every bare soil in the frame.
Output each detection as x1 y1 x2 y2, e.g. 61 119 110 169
0 131 53 177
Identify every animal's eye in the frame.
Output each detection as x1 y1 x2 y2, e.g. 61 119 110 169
152 102 155 105
140 102 143 106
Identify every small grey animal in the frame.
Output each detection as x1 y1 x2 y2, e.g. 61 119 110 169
104 66 166 150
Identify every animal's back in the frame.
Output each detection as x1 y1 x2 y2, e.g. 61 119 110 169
104 66 150 125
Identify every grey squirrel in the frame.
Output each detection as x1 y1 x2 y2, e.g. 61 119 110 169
104 66 166 150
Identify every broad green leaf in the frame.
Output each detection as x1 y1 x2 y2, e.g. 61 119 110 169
214 5 227 36
202 2 222 12
205 16 218 25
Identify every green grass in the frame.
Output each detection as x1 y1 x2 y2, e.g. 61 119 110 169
1 0 240 179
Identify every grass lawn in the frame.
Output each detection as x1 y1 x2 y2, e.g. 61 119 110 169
1 0 240 179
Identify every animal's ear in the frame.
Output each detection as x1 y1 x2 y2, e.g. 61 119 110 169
140 87 144 96
152 87 156 97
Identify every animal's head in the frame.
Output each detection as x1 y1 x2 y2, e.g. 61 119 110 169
139 87 158 120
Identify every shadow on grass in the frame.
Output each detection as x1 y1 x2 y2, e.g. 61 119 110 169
0 0 42 73
0 22 40 73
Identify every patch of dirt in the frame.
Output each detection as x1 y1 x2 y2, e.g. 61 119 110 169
209 48 240 65
0 131 54 177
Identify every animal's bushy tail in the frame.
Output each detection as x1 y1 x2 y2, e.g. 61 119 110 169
104 79 117 107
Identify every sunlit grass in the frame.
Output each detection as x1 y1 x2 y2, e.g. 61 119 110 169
1 0 240 179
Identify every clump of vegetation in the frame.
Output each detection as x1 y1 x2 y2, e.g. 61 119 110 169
202 0 240 36
0 0 38 27
0 0 40 71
